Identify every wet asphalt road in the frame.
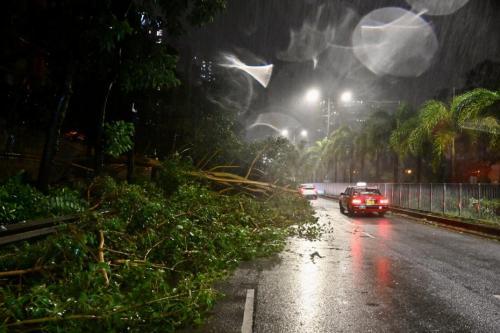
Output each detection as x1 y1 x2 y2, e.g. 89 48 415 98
193 198 500 333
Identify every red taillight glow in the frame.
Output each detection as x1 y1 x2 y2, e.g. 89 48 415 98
352 199 362 205
380 199 389 204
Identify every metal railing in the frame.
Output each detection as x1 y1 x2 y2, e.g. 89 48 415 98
0 210 112 247
314 182 500 224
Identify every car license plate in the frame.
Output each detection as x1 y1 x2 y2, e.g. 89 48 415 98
367 199 375 205
359 205 366 209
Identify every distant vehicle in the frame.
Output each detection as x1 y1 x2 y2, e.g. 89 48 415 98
299 183 318 200
339 182 389 216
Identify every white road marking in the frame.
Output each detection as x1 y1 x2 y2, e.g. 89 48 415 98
362 232 375 239
241 289 255 333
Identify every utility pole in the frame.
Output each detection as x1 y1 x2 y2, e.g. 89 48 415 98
323 96 334 138
326 97 331 137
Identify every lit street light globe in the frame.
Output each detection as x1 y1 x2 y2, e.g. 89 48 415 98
281 129 289 137
340 91 353 103
300 129 308 138
305 88 321 103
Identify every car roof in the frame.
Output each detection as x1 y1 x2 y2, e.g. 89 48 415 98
346 186 381 192
348 186 379 189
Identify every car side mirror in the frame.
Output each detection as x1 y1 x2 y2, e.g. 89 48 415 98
340 192 345 196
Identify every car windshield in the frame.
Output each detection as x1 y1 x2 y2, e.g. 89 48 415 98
353 188 381 195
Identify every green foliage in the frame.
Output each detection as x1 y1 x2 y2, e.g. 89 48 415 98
0 176 44 223
409 89 500 172
305 137 332 180
187 0 227 26
120 48 180 92
104 121 135 157
467 197 500 222
99 17 133 53
156 157 195 196
387 104 418 159
0 176 86 224
46 188 87 216
390 116 419 158
255 137 300 184
452 88 500 149
451 88 500 126
0 173 318 332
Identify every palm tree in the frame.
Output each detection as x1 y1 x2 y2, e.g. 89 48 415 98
452 88 500 153
361 105 413 182
305 137 331 181
413 88 500 180
353 128 369 180
328 126 354 182
390 116 421 181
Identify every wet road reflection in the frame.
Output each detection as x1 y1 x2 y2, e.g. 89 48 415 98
196 198 500 332
252 199 500 332
349 224 363 278
297 242 319 330
375 256 391 288
376 219 392 240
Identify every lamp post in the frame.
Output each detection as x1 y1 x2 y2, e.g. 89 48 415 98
324 98 333 137
305 88 352 137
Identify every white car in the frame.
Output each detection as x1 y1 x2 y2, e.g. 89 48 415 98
299 184 318 200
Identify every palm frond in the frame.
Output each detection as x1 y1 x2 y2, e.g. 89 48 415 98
452 88 500 126
408 126 427 155
419 100 450 134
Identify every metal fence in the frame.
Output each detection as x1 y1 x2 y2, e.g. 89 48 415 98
314 182 500 224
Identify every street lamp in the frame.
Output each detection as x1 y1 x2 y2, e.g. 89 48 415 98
305 88 321 103
305 88 354 137
340 91 353 103
281 128 308 144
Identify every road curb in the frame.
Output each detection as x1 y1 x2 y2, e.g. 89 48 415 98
320 195 500 240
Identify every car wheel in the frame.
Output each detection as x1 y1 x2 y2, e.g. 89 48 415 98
339 203 345 214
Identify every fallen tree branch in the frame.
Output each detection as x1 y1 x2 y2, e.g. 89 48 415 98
209 165 240 172
245 147 266 179
98 230 109 286
112 259 169 270
143 237 170 261
199 149 220 170
187 169 298 198
6 314 102 327
0 266 44 278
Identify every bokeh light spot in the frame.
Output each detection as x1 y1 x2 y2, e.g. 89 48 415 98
352 7 438 77
406 0 470 16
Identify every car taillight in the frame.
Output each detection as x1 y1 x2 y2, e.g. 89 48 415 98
352 198 362 205
380 199 389 204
